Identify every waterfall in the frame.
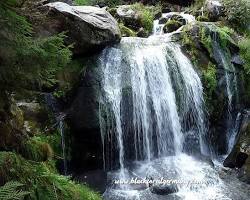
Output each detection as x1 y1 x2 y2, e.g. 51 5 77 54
58 114 67 175
213 40 239 153
44 93 68 175
99 35 208 174
98 13 241 200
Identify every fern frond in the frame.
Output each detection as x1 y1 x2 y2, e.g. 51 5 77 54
0 181 30 200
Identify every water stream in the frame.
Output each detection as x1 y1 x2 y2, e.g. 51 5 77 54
98 13 248 200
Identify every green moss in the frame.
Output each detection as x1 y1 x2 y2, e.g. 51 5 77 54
119 23 136 37
239 36 250 103
74 0 93 5
0 152 101 200
203 62 217 97
239 36 250 74
163 20 182 33
21 137 53 162
222 0 250 32
196 16 209 22
53 59 83 99
200 26 213 56
217 26 235 49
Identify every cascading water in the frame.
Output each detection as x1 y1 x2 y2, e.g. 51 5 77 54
98 13 246 200
58 113 67 175
44 93 68 175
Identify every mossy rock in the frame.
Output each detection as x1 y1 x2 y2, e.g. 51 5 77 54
163 20 182 33
0 152 101 200
21 137 54 162
119 23 136 37
196 15 209 22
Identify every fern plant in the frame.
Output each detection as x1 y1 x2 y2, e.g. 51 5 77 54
0 181 29 200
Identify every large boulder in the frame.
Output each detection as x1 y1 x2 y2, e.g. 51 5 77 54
150 183 178 195
39 2 121 55
224 110 250 183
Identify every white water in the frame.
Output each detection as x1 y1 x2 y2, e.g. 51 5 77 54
214 41 239 153
98 13 245 200
57 114 68 175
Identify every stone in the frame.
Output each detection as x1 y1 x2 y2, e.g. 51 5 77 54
163 20 182 33
116 5 141 30
224 110 250 183
41 2 121 55
150 183 178 195
204 0 223 21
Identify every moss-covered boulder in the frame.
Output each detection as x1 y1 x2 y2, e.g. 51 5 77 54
179 22 243 154
111 3 159 37
163 19 182 33
119 23 137 37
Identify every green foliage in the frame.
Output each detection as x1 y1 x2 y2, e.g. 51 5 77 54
131 3 154 33
53 59 83 99
0 152 101 200
217 26 235 49
74 0 93 5
203 63 217 97
21 137 53 162
119 23 136 37
0 2 72 91
164 19 182 33
222 0 250 31
196 15 209 22
239 36 250 74
0 181 29 200
74 0 121 7
200 26 213 55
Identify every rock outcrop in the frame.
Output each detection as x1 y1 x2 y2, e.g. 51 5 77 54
224 110 250 184
39 2 121 55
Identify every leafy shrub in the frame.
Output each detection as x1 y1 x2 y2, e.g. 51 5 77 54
21 137 53 162
0 2 72 91
0 152 101 200
74 0 122 7
223 0 250 31
203 63 217 97
131 3 155 33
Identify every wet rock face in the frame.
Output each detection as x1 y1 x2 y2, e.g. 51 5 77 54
150 183 178 195
224 110 250 183
67 64 103 171
40 2 121 55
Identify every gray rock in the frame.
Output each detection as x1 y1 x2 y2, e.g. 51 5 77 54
150 183 178 195
204 0 223 21
43 2 121 55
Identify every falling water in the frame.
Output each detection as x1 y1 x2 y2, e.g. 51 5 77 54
58 114 67 175
98 13 247 200
44 93 68 175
